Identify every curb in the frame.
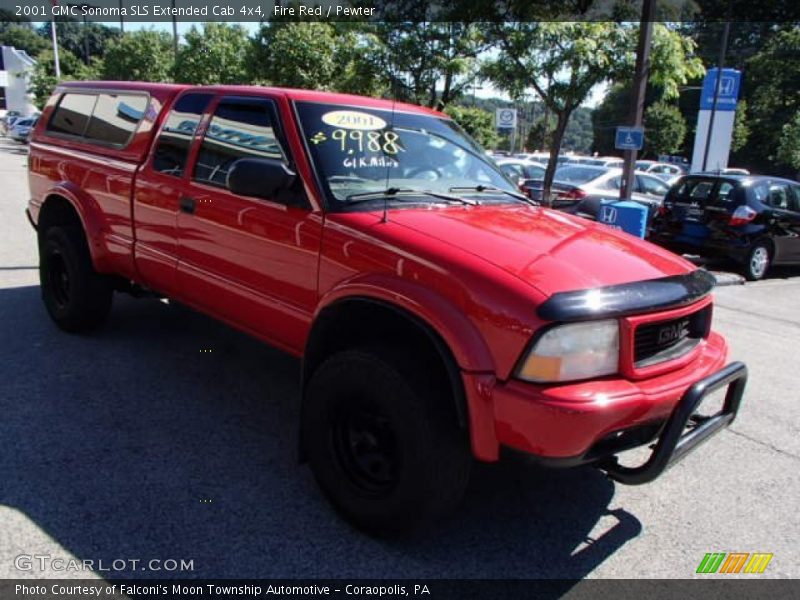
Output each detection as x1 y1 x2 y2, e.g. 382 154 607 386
708 270 746 287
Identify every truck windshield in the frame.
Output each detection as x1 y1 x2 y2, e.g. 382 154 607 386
295 101 520 211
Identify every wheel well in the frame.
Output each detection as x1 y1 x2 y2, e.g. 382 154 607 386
303 298 468 429
37 195 83 241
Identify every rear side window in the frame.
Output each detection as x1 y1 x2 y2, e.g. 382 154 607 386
152 93 212 177
48 93 96 137
193 99 285 188
767 183 790 209
84 94 148 146
47 91 148 147
672 178 717 203
790 185 800 212
717 181 736 203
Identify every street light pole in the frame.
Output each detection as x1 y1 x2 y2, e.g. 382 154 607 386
620 0 656 200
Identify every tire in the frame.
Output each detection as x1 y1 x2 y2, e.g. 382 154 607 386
39 226 113 332
743 242 771 281
302 347 471 536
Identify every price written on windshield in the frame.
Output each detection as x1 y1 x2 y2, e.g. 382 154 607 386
330 129 405 156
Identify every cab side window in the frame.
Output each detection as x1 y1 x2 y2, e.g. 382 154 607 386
47 93 97 137
84 93 148 146
47 91 148 147
153 93 212 177
193 98 285 188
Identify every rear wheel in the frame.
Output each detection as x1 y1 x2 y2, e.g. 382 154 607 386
40 226 113 332
743 242 771 281
302 347 471 536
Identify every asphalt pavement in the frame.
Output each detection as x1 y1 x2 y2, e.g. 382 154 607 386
0 137 798 580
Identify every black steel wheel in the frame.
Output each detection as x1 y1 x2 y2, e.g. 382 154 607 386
40 226 112 332
302 347 471 536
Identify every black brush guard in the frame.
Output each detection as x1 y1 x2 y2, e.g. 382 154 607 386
600 361 748 485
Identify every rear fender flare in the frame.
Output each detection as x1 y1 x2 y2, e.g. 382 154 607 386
39 183 110 272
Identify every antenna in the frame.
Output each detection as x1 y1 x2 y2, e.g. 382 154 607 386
382 72 399 224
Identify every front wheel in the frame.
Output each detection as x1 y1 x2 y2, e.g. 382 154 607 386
743 242 771 281
302 348 471 536
40 226 113 332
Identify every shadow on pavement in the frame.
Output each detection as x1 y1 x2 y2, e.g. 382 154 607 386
0 285 641 580
0 137 29 156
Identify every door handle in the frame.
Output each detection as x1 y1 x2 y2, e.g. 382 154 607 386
179 196 196 214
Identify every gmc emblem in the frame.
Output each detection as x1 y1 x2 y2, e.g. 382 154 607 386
657 320 690 345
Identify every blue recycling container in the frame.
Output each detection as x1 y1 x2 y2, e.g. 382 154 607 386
597 200 648 239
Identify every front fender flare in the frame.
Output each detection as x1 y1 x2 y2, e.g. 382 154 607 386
314 273 495 374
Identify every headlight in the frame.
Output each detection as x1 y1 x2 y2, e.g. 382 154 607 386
516 319 619 383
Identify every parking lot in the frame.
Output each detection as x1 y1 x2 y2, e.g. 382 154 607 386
0 136 798 580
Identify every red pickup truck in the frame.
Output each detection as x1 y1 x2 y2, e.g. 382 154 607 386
27 82 747 535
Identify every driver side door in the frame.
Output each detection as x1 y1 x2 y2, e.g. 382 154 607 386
175 94 322 354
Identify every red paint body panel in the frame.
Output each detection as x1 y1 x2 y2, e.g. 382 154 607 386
493 332 728 458
27 82 734 466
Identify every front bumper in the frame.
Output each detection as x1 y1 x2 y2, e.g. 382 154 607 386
462 331 746 484
599 360 746 484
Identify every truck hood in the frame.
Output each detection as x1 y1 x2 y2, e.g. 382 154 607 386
387 205 695 296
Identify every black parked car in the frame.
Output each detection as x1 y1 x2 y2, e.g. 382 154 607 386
651 174 800 280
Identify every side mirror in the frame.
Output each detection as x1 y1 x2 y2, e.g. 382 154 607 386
227 157 296 200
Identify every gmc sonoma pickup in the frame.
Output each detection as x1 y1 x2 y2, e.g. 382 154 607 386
27 82 747 535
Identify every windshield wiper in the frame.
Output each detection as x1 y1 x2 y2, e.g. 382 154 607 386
344 187 478 206
448 185 536 205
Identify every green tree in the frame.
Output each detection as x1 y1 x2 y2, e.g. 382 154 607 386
0 24 49 57
485 22 703 199
643 101 687 158
37 21 119 64
29 48 93 108
443 105 499 148
745 27 800 171
248 22 339 89
731 99 750 153
370 22 491 108
330 24 390 98
174 23 249 85
526 115 556 152
100 30 174 82
776 111 800 171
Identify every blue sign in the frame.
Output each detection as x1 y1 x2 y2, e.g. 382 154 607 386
615 127 644 151
598 200 648 239
700 68 741 111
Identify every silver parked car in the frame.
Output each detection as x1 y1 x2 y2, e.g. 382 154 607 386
9 116 38 143
522 165 670 224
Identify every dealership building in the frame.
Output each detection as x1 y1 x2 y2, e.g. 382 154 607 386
0 45 37 115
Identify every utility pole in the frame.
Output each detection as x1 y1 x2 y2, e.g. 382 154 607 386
171 0 179 60
620 0 656 200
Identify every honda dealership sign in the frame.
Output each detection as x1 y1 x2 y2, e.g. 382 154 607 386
691 68 742 173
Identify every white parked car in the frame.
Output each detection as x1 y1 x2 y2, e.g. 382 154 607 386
567 155 625 168
635 160 686 180
522 164 670 217
495 158 547 185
